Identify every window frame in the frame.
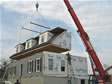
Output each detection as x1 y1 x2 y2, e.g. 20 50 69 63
16 46 19 53
27 41 30 49
61 60 65 72
35 58 41 72
48 58 53 71
41 35 45 43
28 60 33 73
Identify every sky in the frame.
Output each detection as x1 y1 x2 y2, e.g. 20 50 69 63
0 0 112 73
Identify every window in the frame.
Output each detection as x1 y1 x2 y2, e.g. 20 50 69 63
27 60 33 73
81 79 85 84
48 58 53 70
13 66 16 75
20 64 23 76
61 60 65 72
36 58 40 72
41 35 44 43
27 41 30 48
68 80 72 84
16 47 19 53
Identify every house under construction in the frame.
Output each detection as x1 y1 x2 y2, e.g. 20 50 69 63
8 27 88 84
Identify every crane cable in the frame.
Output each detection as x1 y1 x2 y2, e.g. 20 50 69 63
22 10 37 29
38 11 51 29
19 3 38 43
18 2 50 44
22 2 50 31
22 2 39 28
18 10 37 44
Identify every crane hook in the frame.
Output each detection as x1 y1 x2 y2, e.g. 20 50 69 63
36 2 39 11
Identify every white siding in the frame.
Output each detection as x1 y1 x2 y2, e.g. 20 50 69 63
43 52 68 77
71 56 88 79
42 51 88 78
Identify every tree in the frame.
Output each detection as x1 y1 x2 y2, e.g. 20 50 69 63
0 57 10 80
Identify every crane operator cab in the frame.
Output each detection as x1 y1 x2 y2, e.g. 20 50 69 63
88 75 98 84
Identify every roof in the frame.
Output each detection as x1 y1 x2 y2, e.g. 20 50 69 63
105 66 112 71
26 38 36 42
23 27 67 43
10 27 68 60
39 27 67 35
15 43 25 47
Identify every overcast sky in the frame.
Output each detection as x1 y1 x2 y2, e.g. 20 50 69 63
0 0 112 73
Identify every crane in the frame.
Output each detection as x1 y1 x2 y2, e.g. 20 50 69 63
63 0 111 84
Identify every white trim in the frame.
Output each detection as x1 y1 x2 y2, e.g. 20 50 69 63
28 60 33 73
61 60 65 72
29 60 32 62
36 58 40 72
48 57 53 71
25 41 31 49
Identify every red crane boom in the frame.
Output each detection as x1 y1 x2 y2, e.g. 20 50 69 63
64 0 110 83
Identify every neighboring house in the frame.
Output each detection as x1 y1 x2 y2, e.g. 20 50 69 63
105 66 112 82
106 66 112 75
8 27 88 84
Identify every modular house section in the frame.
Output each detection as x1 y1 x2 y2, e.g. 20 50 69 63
43 52 68 77
10 27 71 60
8 51 88 84
71 56 88 78
43 52 88 79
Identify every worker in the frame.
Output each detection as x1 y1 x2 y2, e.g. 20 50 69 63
15 80 20 84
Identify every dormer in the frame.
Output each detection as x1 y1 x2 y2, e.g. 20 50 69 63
25 38 37 50
39 31 54 45
11 27 71 60
16 44 24 53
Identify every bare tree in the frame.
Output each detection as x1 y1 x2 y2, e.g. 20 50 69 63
0 57 10 81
